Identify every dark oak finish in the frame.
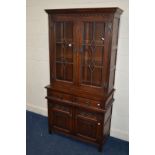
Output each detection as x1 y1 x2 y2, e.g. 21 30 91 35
45 7 123 152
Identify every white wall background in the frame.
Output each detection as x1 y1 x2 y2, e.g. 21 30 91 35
26 0 129 141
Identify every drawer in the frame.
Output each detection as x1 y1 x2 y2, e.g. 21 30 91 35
75 97 101 109
48 91 73 102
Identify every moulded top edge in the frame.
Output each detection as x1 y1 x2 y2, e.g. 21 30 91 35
45 7 123 15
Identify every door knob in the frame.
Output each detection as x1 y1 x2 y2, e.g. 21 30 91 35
68 43 72 47
101 37 104 41
98 123 101 125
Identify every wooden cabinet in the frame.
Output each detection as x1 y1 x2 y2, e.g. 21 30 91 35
45 8 123 151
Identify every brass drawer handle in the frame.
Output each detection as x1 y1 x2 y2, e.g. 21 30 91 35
97 103 100 107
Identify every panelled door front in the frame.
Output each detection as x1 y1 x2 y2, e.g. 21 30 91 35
50 16 77 87
49 101 73 134
75 108 101 142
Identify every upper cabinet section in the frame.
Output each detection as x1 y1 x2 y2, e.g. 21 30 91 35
45 8 123 95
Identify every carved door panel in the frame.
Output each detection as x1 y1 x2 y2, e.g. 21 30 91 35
75 109 101 142
49 102 73 134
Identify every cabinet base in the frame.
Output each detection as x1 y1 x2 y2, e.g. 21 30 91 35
49 128 108 152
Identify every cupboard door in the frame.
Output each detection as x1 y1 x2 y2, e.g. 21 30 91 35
79 21 106 88
75 109 101 142
50 20 76 84
49 102 73 134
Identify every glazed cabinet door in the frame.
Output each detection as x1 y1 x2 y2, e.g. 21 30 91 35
75 108 102 142
48 102 73 134
78 20 110 90
49 16 77 86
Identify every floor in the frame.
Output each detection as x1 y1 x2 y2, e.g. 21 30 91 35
26 111 129 155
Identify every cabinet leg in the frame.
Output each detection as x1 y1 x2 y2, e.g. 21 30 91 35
49 129 52 134
48 127 52 134
98 144 103 152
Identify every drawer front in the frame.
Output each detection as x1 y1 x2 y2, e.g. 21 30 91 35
75 97 101 109
48 90 73 102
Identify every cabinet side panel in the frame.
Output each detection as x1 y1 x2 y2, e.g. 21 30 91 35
48 15 56 84
108 18 120 93
103 117 111 137
103 103 112 137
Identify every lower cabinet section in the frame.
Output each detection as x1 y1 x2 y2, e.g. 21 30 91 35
47 99 112 151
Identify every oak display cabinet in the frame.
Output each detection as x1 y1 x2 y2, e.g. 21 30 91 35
45 7 123 151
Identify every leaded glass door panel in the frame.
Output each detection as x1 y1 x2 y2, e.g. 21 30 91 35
80 22 105 87
54 21 75 83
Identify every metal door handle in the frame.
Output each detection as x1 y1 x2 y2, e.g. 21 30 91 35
68 43 72 47
101 37 104 41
